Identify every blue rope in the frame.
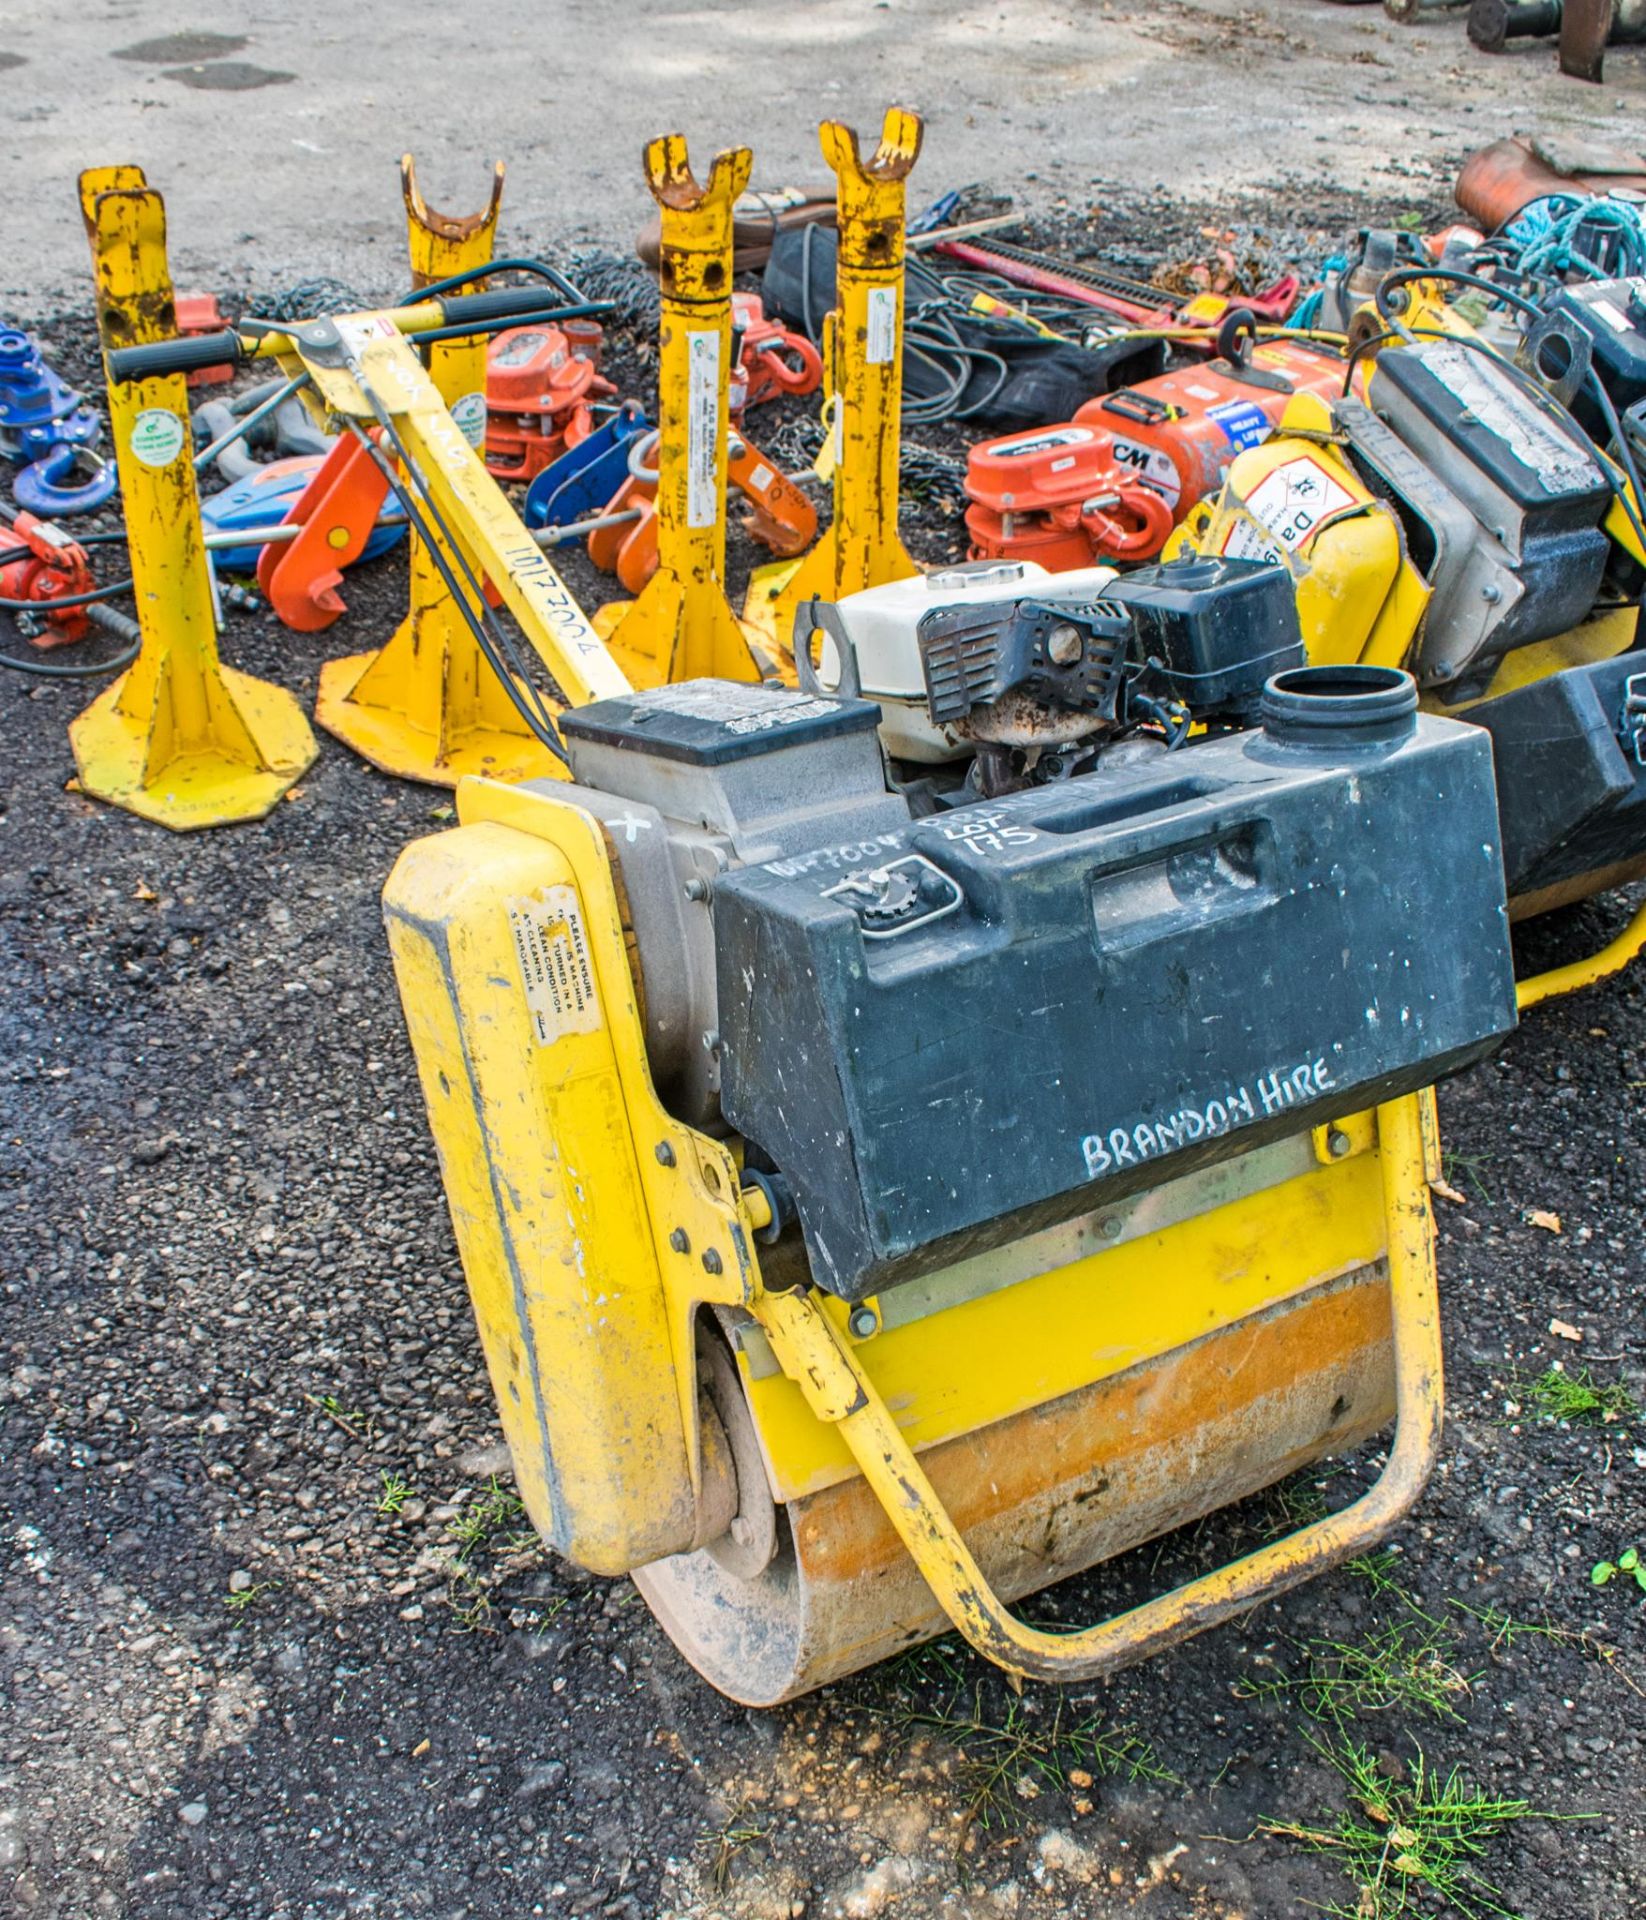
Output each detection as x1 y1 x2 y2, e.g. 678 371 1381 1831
1504 194 1646 284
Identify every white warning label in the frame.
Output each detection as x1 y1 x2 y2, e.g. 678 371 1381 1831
1108 434 1182 506
866 284 899 365
507 888 600 1046
1220 455 1358 566
686 330 721 528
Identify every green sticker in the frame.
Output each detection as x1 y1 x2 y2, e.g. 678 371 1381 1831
452 391 487 449
130 407 186 468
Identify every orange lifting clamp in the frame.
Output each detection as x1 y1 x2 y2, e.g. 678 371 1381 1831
484 319 615 482
750 109 924 665
70 166 316 830
256 433 393 631
594 136 766 688
729 292 822 419
587 425 816 598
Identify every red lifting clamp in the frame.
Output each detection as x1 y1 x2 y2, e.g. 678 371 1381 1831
966 331 1351 570
484 321 617 483
0 504 97 647
729 293 823 419
256 434 393 632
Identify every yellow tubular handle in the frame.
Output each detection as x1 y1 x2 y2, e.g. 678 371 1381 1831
756 1095 1442 1685
1515 896 1646 1011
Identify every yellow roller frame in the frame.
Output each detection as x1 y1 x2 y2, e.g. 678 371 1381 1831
751 109 924 665
315 157 574 786
754 1094 1439 1684
595 136 763 688
71 168 317 831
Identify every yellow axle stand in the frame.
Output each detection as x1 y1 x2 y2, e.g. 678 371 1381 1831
314 156 578 788
73 169 317 830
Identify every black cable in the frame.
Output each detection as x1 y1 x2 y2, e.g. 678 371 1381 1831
397 256 586 309
0 640 138 678
1341 328 1397 396
343 418 567 764
0 578 135 610
1374 264 1543 325
405 301 614 347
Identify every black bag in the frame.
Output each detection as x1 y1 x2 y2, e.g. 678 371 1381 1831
762 226 1168 431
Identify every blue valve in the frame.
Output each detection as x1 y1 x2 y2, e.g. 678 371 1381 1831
0 329 116 515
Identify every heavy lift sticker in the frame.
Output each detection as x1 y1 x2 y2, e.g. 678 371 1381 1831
508 888 601 1045
1220 456 1358 567
1080 1055 1336 1178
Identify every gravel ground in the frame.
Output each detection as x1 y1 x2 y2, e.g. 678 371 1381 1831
3 195 1645 1920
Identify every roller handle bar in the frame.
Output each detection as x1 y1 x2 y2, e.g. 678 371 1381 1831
105 288 609 385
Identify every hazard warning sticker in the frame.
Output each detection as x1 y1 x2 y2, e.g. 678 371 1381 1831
1220 455 1358 566
508 888 601 1045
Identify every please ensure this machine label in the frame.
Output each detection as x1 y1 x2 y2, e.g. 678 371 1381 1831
1080 1055 1335 1178
686 330 721 528
507 888 601 1045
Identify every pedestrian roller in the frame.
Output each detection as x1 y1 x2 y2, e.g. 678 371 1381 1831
385 559 1520 1703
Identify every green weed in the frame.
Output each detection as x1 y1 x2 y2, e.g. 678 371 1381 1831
1591 1545 1646 1594
1266 1735 1570 1920
701 1800 770 1892
447 1475 536 1563
1242 1613 1478 1730
1441 1148 1495 1204
893 1685 1176 1831
1517 1365 1638 1425
223 1580 274 1615
305 1390 371 1437
376 1470 416 1516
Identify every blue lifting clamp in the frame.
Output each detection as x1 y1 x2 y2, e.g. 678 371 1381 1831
0 328 119 516
523 402 651 530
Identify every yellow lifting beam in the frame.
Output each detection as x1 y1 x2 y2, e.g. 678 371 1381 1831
595 136 764 688
71 168 317 831
315 158 577 786
751 109 924 663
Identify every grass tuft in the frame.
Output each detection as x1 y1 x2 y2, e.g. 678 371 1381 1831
1516 1365 1638 1425
376 1470 415 1516
1243 1614 1477 1729
1265 1735 1570 1920
891 1682 1177 1832
701 1800 770 1892
447 1475 535 1563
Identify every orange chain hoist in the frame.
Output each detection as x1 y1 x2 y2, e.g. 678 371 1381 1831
966 329 1354 571
484 319 617 482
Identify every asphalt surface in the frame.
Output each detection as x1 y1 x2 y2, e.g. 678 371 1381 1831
2 0 1646 318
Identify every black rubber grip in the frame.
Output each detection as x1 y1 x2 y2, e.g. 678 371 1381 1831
438 287 570 328
106 330 244 384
